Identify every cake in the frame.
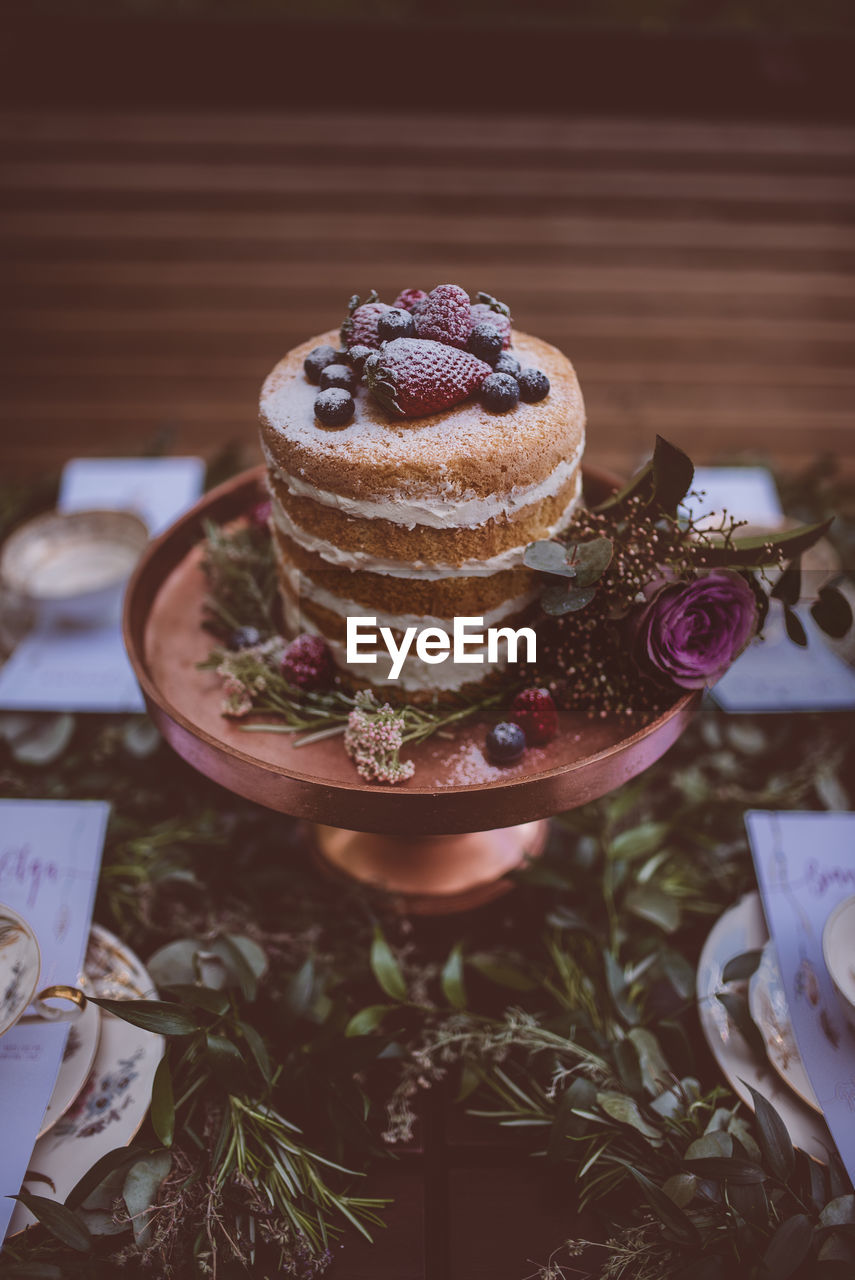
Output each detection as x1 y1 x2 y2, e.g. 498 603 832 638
258 287 586 698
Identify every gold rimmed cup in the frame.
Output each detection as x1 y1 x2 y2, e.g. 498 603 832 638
0 904 87 1037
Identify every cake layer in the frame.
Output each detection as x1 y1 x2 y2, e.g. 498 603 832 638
260 328 585 505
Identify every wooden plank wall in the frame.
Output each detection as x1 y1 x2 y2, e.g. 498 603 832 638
2 110 854 479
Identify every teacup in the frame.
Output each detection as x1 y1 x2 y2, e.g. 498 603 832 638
0 904 86 1037
822 894 855 1038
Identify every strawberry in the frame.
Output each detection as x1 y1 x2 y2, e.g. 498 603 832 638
509 687 558 746
364 338 491 418
415 283 473 348
340 290 392 349
282 634 335 691
393 288 428 312
471 292 512 349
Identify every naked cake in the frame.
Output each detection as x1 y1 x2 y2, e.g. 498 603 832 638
258 285 586 697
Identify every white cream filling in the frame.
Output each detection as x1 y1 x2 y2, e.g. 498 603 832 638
270 469 582 580
262 435 584 530
279 563 537 633
280 593 508 693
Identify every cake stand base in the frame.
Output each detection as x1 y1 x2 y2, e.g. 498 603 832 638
313 819 550 914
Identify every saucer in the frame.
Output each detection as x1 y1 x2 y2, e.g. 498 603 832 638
9 923 164 1237
748 939 821 1114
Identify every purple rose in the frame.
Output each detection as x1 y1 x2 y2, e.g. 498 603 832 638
632 570 758 689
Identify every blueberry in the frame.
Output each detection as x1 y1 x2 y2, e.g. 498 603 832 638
303 345 338 384
516 367 550 403
319 363 356 392
495 350 521 377
228 626 261 651
346 344 373 372
486 721 526 764
467 322 503 365
377 308 416 342
480 372 520 413
315 388 354 427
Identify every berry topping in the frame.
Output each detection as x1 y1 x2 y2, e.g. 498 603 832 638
228 626 262 651
485 721 526 764
510 687 558 746
248 498 272 529
415 283 473 348
346 344 373 373
303 345 338 384
340 291 392 349
314 388 355 427
467 321 503 365
480 372 520 413
495 350 521 377
471 292 512 348
377 307 416 342
319 362 356 392
516 367 550 403
393 288 428 312
364 338 491 419
281 633 335 691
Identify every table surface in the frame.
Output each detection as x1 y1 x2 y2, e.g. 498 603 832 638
1 108 854 479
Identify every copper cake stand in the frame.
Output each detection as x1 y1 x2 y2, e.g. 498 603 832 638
124 466 700 913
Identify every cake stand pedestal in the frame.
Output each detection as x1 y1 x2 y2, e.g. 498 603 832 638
124 467 700 914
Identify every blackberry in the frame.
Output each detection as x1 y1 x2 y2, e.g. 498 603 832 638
377 308 416 342
467 322 502 365
303 345 338 384
346 344 373 373
319 363 356 392
486 721 526 764
228 626 261 651
495 350 521 377
517 367 550 402
314 388 354 427
480 372 520 413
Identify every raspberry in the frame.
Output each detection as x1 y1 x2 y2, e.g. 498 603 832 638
281 634 335 691
516 367 550 403
510 688 558 746
364 338 490 419
471 294 512 349
340 291 392 349
415 284 472 348
485 721 526 764
393 288 428 312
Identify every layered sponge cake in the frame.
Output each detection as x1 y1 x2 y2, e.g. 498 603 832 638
258 287 585 697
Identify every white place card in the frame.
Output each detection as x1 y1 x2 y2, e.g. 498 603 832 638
683 466 784 529
747 811 855 1182
0 457 204 714
0 799 109 1244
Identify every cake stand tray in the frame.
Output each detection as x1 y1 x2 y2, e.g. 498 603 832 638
124 466 699 910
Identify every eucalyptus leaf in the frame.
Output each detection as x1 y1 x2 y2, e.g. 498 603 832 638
122 1150 172 1249
89 997 210 1036
629 1168 700 1245
762 1213 814 1279
65 1146 146 1211
11 1191 91 1252
345 1004 393 1037
441 942 466 1011
745 1083 795 1182
9 714 75 766
662 1173 697 1208
540 583 597 616
819 1195 855 1227
524 540 578 578
150 1055 174 1148
567 537 613 587
596 1091 662 1141
370 926 406 1002
686 1130 733 1160
811 585 853 639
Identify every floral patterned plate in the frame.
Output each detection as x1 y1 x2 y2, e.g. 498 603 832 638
9 923 164 1237
37 984 101 1139
748 939 821 1114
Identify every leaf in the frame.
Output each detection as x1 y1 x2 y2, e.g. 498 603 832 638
662 1173 697 1208
468 955 537 991
122 1150 172 1249
593 460 655 514
65 1146 145 1210
652 435 694 514
812 586 853 639
122 717 161 758
697 518 833 568
150 1056 174 1148
146 939 203 989
370 926 406 1002
762 1214 814 1279
628 1028 670 1096
609 822 670 861
547 906 593 933
10 1191 91 1252
524 540 578 578
683 1156 768 1183
160 983 230 1016
345 1004 393 1037
238 1020 272 1082
745 1083 796 1182
625 884 680 933
568 537 613 587
547 1078 598 1160
820 1196 855 1227
9 714 75 766
540 583 597 615
285 957 316 1017
441 942 466 1011
205 1032 245 1088
722 949 764 983
784 606 808 647
771 562 802 607
716 992 767 1060
660 950 695 999
218 934 267 1000
596 1091 662 1141
89 997 210 1036
629 1168 700 1245
686 1130 733 1160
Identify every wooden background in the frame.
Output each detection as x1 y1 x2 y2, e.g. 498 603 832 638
2 108 854 482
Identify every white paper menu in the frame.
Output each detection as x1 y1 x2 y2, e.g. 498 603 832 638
0 799 109 1243
0 457 204 714
746 811 855 1182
